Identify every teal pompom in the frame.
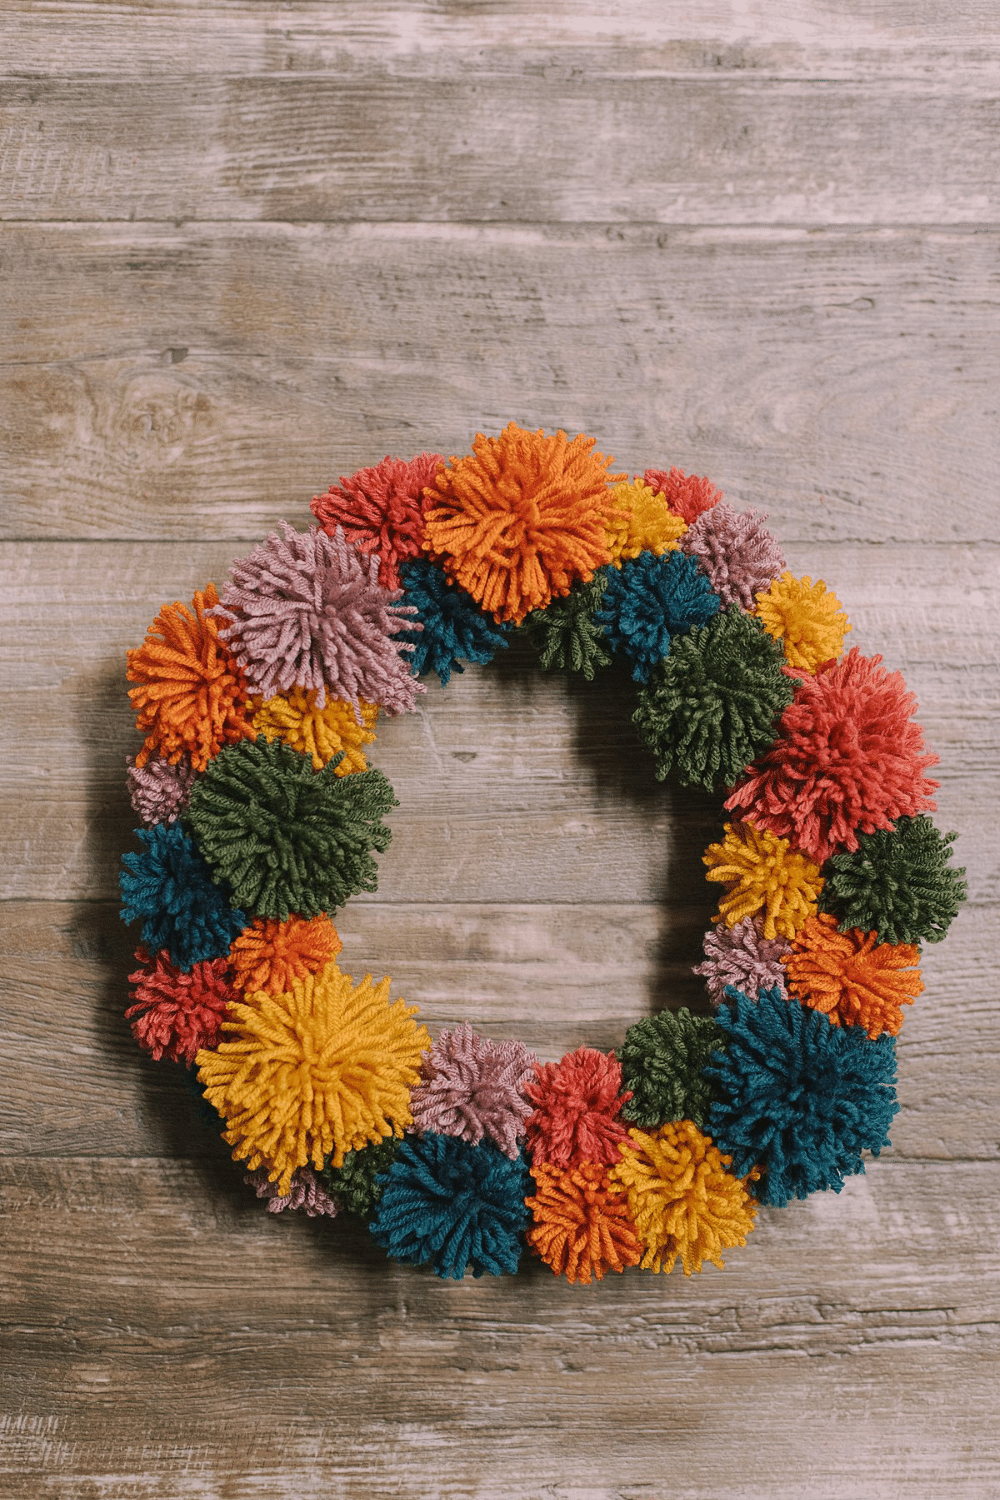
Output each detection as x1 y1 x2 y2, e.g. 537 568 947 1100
618 1007 724 1130
120 822 245 970
594 550 720 683
819 814 968 945
398 558 510 685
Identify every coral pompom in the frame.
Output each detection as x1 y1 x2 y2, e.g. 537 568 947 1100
694 915 791 1007
604 478 687 564
126 948 236 1065
754 572 851 674
228 914 342 996
782 911 923 1039
703 820 824 940
524 1047 632 1167
644 467 723 524
310 451 444 590
526 1161 643 1283
409 1022 536 1159
680 503 786 611
251 687 378 773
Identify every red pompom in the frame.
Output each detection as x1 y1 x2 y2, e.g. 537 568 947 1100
126 948 236 1065
524 1047 632 1168
643 466 722 524
726 649 939 864
310 452 444 589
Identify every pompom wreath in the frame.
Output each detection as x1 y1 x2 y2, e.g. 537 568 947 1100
819 814 967 946
618 1008 724 1130
311 451 444 590
398 558 510 685
185 738 396 920
410 1023 537 1159
197 961 430 1194
593 550 721 683
122 428 964 1284
423 423 619 624
526 1162 643 1283
633 609 796 790
726 649 939 863
611 1120 758 1275
705 985 899 1206
369 1132 532 1279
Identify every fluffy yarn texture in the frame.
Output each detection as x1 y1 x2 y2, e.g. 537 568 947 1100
310 451 444 590
197 961 430 1194
228 914 342 995
320 1136 399 1216
782 912 923 1039
409 1023 537 1159
819 814 967 946
593 550 721 683
127 584 255 771
644 467 723 524
250 687 378 773
705 985 899 1206
126 948 236 1065
618 1008 724 1130
185 738 396 921
611 1120 758 1275
120 823 246 970
398 558 510 685
633 609 796 791
695 915 791 1007
680 502 786 610
526 1161 643 1283
604 478 687 564
245 1165 341 1218
703 820 824 940
127 752 196 826
520 573 612 679
755 572 851 674
211 522 420 714
422 423 618 624
524 1047 632 1167
726 650 940 863
368 1131 532 1279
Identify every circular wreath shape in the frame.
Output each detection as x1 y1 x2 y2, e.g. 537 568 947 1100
120 423 967 1284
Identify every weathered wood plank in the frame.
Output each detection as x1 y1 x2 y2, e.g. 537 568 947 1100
3 224 999 543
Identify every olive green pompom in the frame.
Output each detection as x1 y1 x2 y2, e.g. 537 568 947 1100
633 608 795 790
320 1136 400 1216
519 572 612 679
619 1007 725 1130
820 814 967 946
186 737 397 920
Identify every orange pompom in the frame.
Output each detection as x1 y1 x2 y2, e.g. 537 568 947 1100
782 911 923 1038
229 915 342 996
526 1161 643 1284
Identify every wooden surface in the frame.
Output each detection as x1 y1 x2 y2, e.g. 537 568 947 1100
3 5 999 1496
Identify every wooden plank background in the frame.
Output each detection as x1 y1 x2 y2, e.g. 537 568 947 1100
3 4 999 1496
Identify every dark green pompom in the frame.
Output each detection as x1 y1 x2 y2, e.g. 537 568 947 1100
185 737 397 920
820 814 967 945
633 608 795 790
519 572 612 679
320 1136 400 1216
619 1007 725 1130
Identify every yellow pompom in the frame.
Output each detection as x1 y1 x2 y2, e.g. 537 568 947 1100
196 961 430 1194
604 478 687 566
611 1120 757 1275
754 571 851 674
704 820 824 940
250 687 378 772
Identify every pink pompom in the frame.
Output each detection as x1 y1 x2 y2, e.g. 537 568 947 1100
126 752 196 826
694 915 791 1007
410 1022 536 1159
680 501 786 611
245 1166 341 1217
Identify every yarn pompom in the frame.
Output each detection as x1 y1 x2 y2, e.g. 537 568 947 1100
819 814 968 946
755 572 851 674
310 451 444 590
245 1165 341 1218
680 503 786 611
185 738 397 921
126 752 196 826
604 478 687 564
644 467 723 525
694 915 791 1007
633 609 796 790
397 558 510 685
319 1136 399 1216
250 687 378 773
782 912 923 1039
611 1120 758 1275
211 522 421 714
703 821 824 940
705 985 899 1207
526 1161 643 1283
229 914 342 995
593 550 721 683
422 423 619 624
368 1131 532 1279
127 584 255 772
126 948 236 1065
120 823 246 970
409 1022 537 1159
197 961 430 1194
524 1047 632 1168
726 649 940 863
618 1008 724 1130
519 572 612 679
